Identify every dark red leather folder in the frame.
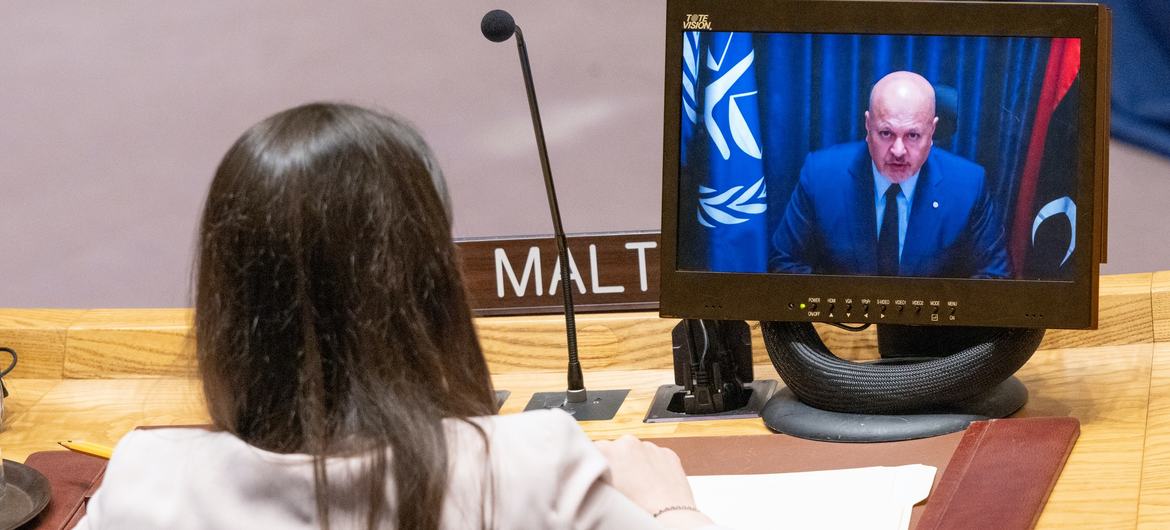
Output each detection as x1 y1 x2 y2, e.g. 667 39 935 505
19 451 106 530
915 417 1080 529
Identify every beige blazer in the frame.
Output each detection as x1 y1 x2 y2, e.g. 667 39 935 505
75 409 684 529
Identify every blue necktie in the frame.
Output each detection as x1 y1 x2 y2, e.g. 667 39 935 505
878 184 901 276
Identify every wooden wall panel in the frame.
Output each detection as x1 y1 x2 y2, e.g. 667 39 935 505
62 309 195 379
480 273 1154 372
0 309 83 378
1154 271 1170 343
0 272 1160 379
478 313 677 372
1042 272 1154 348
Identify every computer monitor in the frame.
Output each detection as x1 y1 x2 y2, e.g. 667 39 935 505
660 0 1111 330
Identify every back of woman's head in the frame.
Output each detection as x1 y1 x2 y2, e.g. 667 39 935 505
196 101 495 471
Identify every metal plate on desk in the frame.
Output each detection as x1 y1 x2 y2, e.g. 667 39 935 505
644 380 777 423
524 389 630 421
0 459 51 530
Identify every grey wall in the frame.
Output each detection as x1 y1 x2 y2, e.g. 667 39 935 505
0 1 1166 307
1102 141 1170 275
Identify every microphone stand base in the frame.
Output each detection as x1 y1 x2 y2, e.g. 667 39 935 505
524 389 630 421
494 390 511 411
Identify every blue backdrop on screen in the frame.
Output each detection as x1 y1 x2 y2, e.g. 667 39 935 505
677 32 1081 280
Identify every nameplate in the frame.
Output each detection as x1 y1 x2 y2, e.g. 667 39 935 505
456 231 661 316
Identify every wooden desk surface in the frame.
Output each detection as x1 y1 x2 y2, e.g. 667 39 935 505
0 344 1160 529
1 270 1169 528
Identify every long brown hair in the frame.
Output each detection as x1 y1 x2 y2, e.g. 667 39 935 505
195 102 496 529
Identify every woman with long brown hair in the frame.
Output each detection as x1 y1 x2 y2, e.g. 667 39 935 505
76 103 720 529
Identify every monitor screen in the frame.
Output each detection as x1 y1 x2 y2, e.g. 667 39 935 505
660 1 1110 329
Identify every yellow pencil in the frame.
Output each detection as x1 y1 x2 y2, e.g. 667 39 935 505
58 440 114 459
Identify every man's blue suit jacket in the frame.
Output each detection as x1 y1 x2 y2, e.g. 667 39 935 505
770 142 1011 278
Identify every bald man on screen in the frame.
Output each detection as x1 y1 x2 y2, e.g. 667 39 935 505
771 71 1011 279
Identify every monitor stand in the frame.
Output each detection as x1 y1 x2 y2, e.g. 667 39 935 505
759 322 1044 442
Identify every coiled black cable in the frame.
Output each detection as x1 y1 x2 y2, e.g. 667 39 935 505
761 322 1043 414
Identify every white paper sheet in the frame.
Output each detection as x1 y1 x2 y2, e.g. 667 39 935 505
688 464 936 530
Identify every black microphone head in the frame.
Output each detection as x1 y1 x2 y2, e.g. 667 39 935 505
481 9 516 42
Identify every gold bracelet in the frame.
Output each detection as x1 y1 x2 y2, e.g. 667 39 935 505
652 505 700 518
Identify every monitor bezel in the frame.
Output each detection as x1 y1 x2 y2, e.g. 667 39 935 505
659 0 1110 329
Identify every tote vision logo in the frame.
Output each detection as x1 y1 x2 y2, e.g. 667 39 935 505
683 14 712 30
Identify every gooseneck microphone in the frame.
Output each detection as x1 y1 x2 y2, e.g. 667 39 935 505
481 9 628 420
480 9 516 43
